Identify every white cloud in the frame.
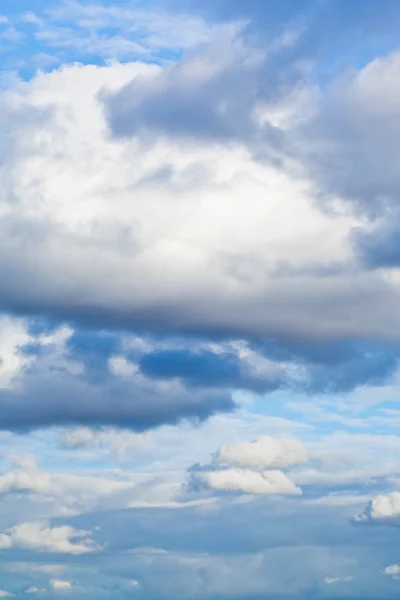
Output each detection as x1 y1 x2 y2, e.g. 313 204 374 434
25 588 46 595
383 564 400 577
0 522 100 554
0 316 34 389
191 468 301 495
213 436 307 469
355 491 400 524
49 580 71 591
0 58 373 345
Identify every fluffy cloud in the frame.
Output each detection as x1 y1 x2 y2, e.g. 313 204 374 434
0 1 400 598
0 53 396 349
0 522 100 554
188 436 305 495
213 436 307 469
49 580 71 591
383 564 400 577
355 492 400 525
191 467 301 495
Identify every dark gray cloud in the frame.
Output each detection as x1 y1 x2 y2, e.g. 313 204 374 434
0 365 233 432
0 325 395 433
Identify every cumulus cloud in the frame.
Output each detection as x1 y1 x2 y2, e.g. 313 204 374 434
188 435 305 495
0 55 398 350
383 564 400 577
355 491 400 525
0 522 100 554
49 580 71 591
213 436 307 469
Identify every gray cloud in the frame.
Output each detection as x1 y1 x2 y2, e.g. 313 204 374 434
0 364 233 432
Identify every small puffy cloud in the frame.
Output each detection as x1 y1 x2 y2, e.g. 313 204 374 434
49 580 71 591
191 468 301 495
0 522 100 554
189 435 305 495
383 564 400 577
0 592 13 598
61 427 96 449
355 491 400 525
213 436 307 469
25 588 46 594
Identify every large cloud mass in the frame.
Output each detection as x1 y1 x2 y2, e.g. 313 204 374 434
0 52 399 345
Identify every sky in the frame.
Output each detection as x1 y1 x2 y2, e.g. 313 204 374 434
1 0 400 598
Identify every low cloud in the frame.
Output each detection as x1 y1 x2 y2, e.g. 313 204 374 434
355 491 400 525
0 521 100 554
191 467 301 495
188 436 305 495
213 436 307 469
50 580 72 591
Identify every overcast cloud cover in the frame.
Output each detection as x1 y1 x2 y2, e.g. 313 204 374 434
1 0 400 598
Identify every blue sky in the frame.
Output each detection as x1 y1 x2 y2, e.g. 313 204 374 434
1 0 400 598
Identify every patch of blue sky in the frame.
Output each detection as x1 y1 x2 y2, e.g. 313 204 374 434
245 389 400 438
0 0 219 82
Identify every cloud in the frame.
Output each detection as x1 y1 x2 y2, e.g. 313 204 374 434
0 320 234 432
0 313 396 433
49 580 71 591
187 435 305 495
0 521 100 554
212 436 307 469
60 426 149 455
33 0 234 62
1 56 396 350
383 564 400 577
103 30 268 144
190 467 301 495
138 348 287 393
355 492 400 525
324 576 353 585
0 453 139 516
296 51 400 215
